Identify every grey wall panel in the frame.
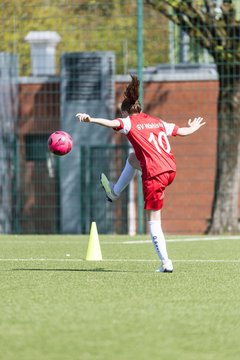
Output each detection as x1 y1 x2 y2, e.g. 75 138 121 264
60 52 115 233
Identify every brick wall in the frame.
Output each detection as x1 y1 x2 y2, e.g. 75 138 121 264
18 81 60 233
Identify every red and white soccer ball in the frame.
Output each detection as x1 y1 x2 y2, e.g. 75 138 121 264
47 131 73 156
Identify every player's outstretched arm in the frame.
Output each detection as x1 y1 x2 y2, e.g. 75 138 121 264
177 117 206 136
76 113 120 128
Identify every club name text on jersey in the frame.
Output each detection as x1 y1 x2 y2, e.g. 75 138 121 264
136 122 163 130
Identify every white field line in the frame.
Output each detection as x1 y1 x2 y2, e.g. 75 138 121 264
0 236 239 263
0 258 240 263
0 235 239 245
120 235 240 244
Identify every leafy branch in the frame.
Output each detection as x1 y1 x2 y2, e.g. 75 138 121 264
145 0 240 62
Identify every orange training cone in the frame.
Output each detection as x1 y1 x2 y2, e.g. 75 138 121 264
85 222 103 261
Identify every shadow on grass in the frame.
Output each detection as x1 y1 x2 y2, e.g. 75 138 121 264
12 267 132 273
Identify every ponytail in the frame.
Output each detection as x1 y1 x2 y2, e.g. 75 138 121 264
121 75 142 115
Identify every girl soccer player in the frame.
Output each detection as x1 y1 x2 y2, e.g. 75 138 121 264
76 75 205 273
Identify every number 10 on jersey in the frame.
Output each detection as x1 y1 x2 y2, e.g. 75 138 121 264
148 131 171 154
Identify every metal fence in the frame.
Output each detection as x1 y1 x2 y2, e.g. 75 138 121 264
1 1 240 234
15 143 133 235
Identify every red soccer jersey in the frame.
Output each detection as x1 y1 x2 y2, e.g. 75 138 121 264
114 113 178 179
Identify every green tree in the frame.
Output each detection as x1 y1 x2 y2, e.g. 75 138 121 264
145 0 240 233
0 0 168 75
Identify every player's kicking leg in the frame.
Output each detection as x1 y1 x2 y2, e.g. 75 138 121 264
100 173 119 202
100 153 138 202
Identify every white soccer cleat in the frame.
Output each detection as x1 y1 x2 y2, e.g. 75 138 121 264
156 259 173 273
100 173 119 202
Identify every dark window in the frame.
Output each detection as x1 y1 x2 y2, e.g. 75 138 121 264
63 56 102 101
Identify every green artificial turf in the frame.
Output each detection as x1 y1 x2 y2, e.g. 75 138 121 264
0 234 240 360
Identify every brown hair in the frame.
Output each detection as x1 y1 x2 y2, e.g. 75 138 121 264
121 75 142 115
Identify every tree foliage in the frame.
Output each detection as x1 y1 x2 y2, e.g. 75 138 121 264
145 0 240 65
0 0 169 75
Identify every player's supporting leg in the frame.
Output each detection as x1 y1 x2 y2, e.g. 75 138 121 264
101 153 138 202
147 210 173 273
